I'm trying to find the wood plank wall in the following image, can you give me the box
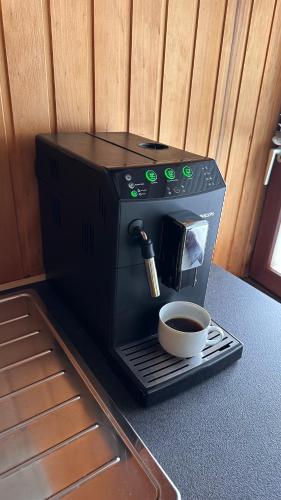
[0,0,280,285]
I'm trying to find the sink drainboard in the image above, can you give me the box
[0,291,180,500]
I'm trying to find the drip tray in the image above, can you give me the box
[0,291,180,500]
[115,324,243,404]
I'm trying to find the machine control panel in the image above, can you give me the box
[114,161,224,200]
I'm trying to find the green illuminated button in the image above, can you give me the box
[183,165,193,178]
[130,190,138,198]
[164,167,176,180]
[145,169,157,183]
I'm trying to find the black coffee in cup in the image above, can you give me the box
[165,317,203,333]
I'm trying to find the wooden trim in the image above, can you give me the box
[0,274,46,293]
[250,157,281,297]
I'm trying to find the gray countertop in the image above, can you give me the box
[35,265,281,500]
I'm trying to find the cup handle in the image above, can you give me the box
[205,325,224,346]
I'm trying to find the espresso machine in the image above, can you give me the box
[36,132,243,405]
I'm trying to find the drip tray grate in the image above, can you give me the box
[116,323,243,390]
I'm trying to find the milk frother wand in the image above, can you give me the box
[128,219,160,298]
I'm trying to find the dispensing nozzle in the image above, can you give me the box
[128,220,160,298]
[139,230,160,298]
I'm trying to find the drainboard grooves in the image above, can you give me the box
[0,395,81,438]
[0,292,179,499]
[0,349,52,373]
[47,457,121,499]
[0,314,29,326]
[0,370,65,402]
[1,424,99,479]
[0,330,40,347]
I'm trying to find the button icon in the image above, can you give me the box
[125,174,132,181]
[183,166,193,178]
[130,190,138,198]
[128,182,134,189]
[164,167,176,180]
[145,169,157,183]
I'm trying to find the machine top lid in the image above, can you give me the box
[37,133,152,169]
[37,132,209,170]
[92,132,207,165]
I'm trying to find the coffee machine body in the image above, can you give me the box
[36,132,243,404]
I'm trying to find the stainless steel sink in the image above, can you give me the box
[0,291,180,499]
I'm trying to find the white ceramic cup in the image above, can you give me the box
[158,301,224,358]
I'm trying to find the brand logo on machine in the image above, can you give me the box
[200,212,214,218]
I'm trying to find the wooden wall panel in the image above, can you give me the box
[185,0,227,155]
[1,0,51,277]
[208,0,252,178]
[0,0,280,284]
[50,0,93,131]
[129,0,167,138]
[159,0,198,148]
[0,90,23,282]
[94,0,131,132]
[214,0,276,268]
[229,1,281,275]
[0,9,23,283]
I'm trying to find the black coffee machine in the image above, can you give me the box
[36,132,243,405]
